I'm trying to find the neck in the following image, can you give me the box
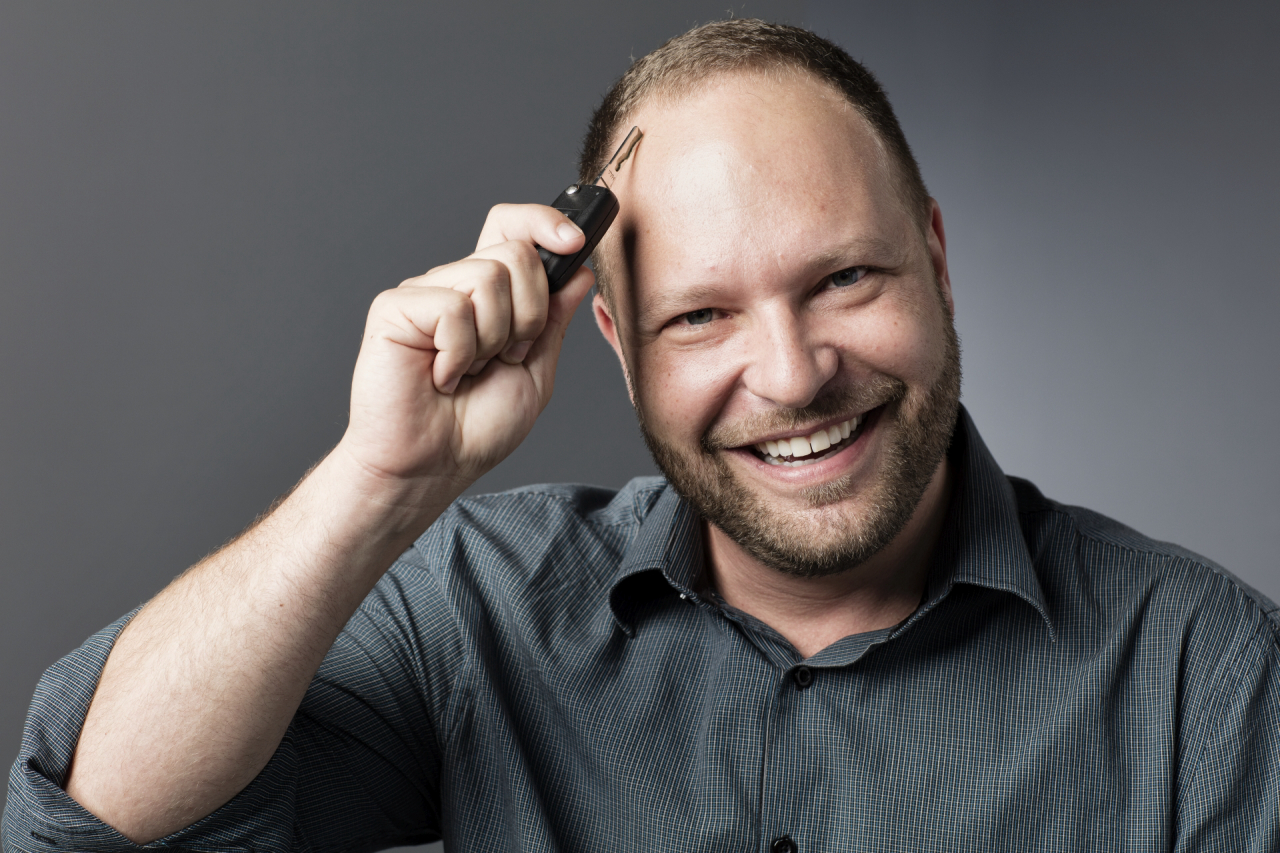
[705,458,951,659]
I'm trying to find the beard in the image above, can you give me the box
[635,302,961,579]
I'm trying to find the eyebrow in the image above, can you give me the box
[635,235,908,322]
[637,284,728,325]
[807,235,906,269]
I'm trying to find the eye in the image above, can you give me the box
[830,266,869,288]
[681,308,715,326]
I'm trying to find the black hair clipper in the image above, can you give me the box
[538,126,642,292]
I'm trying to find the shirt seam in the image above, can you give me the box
[1019,505,1280,634]
[435,570,479,754]
[1174,619,1279,816]
[456,489,650,531]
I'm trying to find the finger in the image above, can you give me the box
[476,203,584,257]
[368,285,478,394]
[430,299,478,393]
[455,257,511,362]
[466,240,549,364]
[403,257,513,362]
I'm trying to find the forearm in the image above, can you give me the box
[57,202,591,844]
[63,443,455,844]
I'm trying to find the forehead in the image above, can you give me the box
[605,70,912,303]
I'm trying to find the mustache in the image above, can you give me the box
[702,375,906,451]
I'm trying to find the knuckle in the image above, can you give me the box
[370,288,399,313]
[465,264,514,308]
[487,243,536,277]
[442,289,475,319]
[508,240,542,269]
[470,257,509,288]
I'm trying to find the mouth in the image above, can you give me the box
[747,407,877,467]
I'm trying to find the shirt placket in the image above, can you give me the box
[758,659,819,853]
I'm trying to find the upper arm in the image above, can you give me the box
[1175,626,1280,852]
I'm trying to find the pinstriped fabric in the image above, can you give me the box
[6,409,1279,852]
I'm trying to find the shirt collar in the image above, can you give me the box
[922,406,1055,639]
[606,485,703,634]
[605,405,1054,639]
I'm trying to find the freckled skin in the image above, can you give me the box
[593,70,959,654]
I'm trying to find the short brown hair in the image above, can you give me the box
[580,19,930,310]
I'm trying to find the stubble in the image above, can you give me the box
[636,304,961,579]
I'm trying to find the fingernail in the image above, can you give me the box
[503,340,533,363]
[557,221,583,243]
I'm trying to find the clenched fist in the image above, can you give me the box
[338,203,596,500]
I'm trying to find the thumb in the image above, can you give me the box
[523,264,596,403]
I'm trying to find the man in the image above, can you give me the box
[6,19,1278,852]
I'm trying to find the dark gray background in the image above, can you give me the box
[2,3,1275,848]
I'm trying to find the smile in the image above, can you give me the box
[750,413,869,467]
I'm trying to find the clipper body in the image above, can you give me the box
[538,185,618,293]
[537,126,642,293]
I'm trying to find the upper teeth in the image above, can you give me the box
[754,415,860,460]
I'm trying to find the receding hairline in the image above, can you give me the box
[591,61,829,159]
[586,62,919,204]
[581,19,933,319]
[600,65,907,204]
[579,21,930,212]
[590,66,929,321]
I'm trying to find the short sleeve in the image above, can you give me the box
[3,551,467,853]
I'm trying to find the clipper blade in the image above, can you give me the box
[594,126,643,189]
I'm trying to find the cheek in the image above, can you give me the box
[833,293,948,382]
[634,346,740,439]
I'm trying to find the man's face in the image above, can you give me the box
[594,70,960,578]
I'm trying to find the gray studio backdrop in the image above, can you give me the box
[2,2,1276,848]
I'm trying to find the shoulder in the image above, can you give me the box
[1008,474,1280,665]
[437,476,668,554]
[349,478,671,686]
[394,476,668,596]
[449,476,668,532]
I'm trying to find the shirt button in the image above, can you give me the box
[793,665,814,690]
[771,835,798,853]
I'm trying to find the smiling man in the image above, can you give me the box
[591,67,962,658]
[7,19,1279,853]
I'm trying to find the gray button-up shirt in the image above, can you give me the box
[6,409,1280,851]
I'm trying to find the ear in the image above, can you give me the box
[925,198,955,317]
[592,293,635,406]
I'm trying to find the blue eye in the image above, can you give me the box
[831,266,868,287]
[682,308,714,325]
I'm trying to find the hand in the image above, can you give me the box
[338,203,595,499]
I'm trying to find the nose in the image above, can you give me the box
[740,308,838,410]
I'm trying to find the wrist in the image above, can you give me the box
[320,438,465,538]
